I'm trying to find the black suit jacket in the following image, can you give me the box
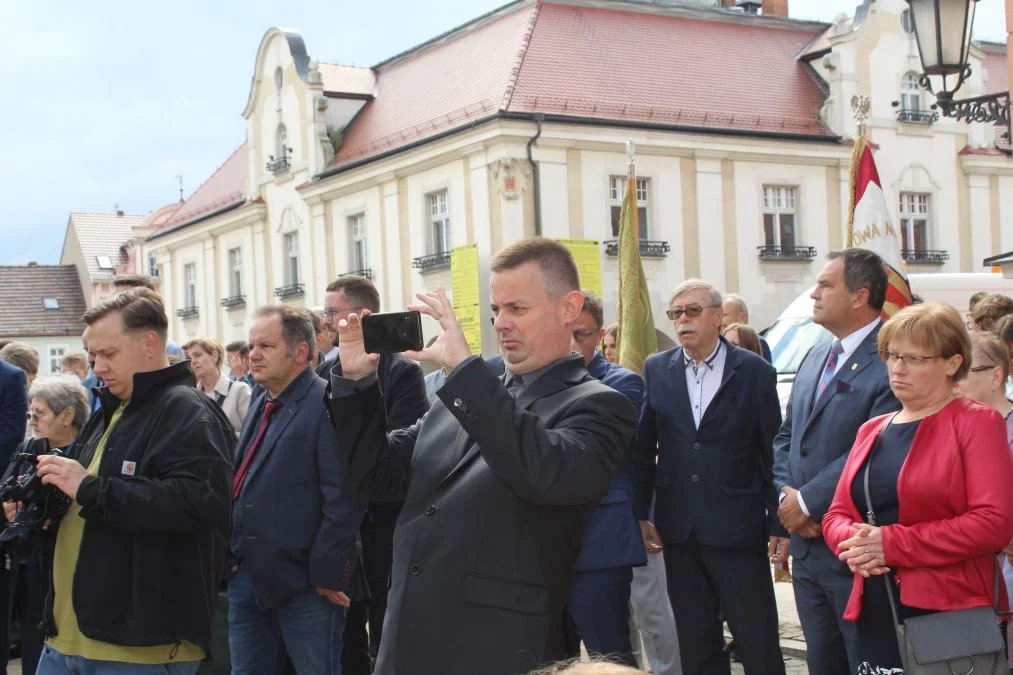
[634,338,783,546]
[328,355,636,675]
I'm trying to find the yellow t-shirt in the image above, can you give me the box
[48,404,205,663]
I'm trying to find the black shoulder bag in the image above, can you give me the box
[863,415,1008,675]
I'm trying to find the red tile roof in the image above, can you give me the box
[981,43,1009,97]
[149,143,249,239]
[0,265,87,338]
[66,212,147,278]
[326,1,831,171]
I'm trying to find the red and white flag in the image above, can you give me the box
[847,137,913,318]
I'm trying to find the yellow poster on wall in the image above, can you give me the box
[558,239,602,297]
[451,244,482,355]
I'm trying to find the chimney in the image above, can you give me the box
[116,209,124,217]
[722,0,736,7]
[762,0,788,16]
[27,261,37,267]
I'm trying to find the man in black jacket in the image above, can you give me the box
[36,288,233,674]
[318,275,428,674]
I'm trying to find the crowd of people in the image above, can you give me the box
[0,241,1012,675]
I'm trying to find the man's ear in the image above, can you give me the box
[560,290,585,323]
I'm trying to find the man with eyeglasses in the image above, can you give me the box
[562,290,648,667]
[634,279,786,674]
[772,248,900,675]
[318,275,428,675]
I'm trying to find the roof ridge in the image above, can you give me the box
[500,1,542,111]
[70,211,146,218]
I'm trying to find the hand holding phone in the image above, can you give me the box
[404,288,474,372]
[362,312,424,355]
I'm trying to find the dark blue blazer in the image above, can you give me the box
[231,367,363,609]
[634,339,783,546]
[576,352,648,571]
[771,323,899,559]
[0,360,27,467]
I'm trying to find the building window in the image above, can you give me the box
[149,254,159,278]
[900,73,923,113]
[184,263,197,308]
[228,247,243,297]
[609,176,648,238]
[349,214,368,271]
[428,190,450,254]
[284,232,300,285]
[42,297,59,310]
[762,186,798,249]
[899,192,930,253]
[277,124,288,160]
[48,346,66,375]
[274,67,283,91]
[96,255,114,271]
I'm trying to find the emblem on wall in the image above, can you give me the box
[491,159,529,201]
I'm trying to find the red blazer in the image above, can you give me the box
[823,397,1013,621]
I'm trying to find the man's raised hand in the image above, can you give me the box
[336,309,380,381]
[404,288,472,372]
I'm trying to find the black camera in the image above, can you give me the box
[0,437,72,564]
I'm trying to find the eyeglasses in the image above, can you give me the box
[879,351,943,366]
[969,364,999,373]
[25,411,46,422]
[666,304,717,321]
[572,330,597,343]
[322,306,363,319]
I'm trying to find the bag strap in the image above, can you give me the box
[863,414,1002,632]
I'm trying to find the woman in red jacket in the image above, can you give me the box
[823,302,1013,673]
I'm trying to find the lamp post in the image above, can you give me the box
[906,0,1012,147]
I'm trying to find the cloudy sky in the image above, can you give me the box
[0,0,1006,265]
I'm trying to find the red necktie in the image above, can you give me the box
[232,400,282,501]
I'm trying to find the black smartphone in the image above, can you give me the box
[362,311,424,354]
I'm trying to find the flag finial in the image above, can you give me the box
[851,94,871,138]
[626,141,636,179]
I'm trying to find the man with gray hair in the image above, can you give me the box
[635,279,785,674]
[721,293,771,362]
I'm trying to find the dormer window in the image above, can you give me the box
[95,255,114,270]
[43,297,59,310]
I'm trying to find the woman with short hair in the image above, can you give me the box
[182,338,251,437]
[823,302,1013,672]
[602,324,619,364]
[722,323,763,358]
[2,375,89,675]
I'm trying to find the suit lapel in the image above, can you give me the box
[698,341,740,428]
[806,328,880,426]
[437,356,585,490]
[667,348,696,431]
[245,370,311,484]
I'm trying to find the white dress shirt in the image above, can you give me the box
[684,340,727,428]
[199,372,252,438]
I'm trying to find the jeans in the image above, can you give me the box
[228,567,347,675]
[37,644,201,674]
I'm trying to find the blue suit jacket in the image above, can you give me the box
[0,361,27,467]
[231,367,364,608]
[576,352,648,571]
[634,339,783,546]
[771,323,899,559]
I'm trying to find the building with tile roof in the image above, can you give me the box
[59,211,150,307]
[145,0,1012,352]
[0,264,87,376]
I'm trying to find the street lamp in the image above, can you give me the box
[906,0,1011,145]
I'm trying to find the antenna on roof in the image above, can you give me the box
[176,173,184,203]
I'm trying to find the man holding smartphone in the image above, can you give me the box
[328,237,637,675]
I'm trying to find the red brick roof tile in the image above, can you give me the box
[0,265,87,338]
[328,1,831,171]
[149,143,249,239]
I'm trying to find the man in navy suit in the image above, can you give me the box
[566,291,647,665]
[773,249,899,674]
[635,279,785,675]
[229,306,364,675]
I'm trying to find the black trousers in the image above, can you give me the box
[11,551,47,675]
[791,542,859,675]
[664,534,785,675]
[341,516,396,675]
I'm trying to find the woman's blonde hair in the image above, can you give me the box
[970,331,1010,382]
[530,658,642,675]
[877,302,970,382]
[181,337,224,369]
[723,323,763,358]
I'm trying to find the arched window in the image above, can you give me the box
[900,73,922,112]
[274,67,283,91]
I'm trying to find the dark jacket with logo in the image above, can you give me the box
[43,362,234,655]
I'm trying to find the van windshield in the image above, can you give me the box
[765,317,832,374]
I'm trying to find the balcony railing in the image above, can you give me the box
[896,109,938,125]
[603,240,671,258]
[758,245,818,262]
[176,306,199,319]
[902,249,949,264]
[411,252,452,271]
[274,283,305,299]
[341,268,374,280]
[220,295,246,309]
[266,155,291,173]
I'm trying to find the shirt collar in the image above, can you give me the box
[837,317,881,355]
[684,340,723,369]
[505,355,569,388]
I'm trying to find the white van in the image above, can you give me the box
[766,272,1013,413]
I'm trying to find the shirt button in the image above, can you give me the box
[693,442,701,450]
[691,474,700,482]
[409,563,422,576]
[425,505,436,516]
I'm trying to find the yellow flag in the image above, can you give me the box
[616,167,657,375]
